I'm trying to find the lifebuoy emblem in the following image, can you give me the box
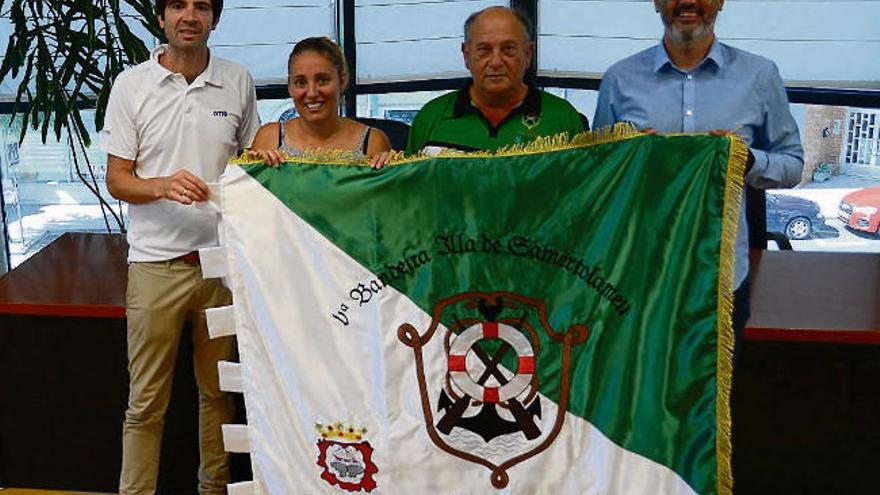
[447,321,535,403]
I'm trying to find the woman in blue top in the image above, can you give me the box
[250,37,391,168]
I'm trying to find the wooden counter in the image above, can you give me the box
[746,250,880,344]
[0,232,127,317]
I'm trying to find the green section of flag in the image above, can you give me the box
[242,134,732,494]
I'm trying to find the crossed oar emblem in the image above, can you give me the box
[437,321,540,440]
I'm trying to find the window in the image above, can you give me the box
[767,104,880,252]
[538,0,880,89]
[0,112,126,267]
[354,0,506,84]
[356,91,451,123]
[543,88,599,127]
[212,1,337,84]
[1,0,879,269]
[845,110,880,166]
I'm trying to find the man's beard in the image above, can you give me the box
[664,17,716,45]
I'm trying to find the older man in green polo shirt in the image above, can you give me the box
[405,6,585,155]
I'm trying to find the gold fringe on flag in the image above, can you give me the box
[716,133,749,495]
[228,148,407,167]
[228,122,643,167]
[403,121,642,162]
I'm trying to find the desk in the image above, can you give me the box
[0,233,206,493]
[0,232,127,317]
[736,250,880,493]
[747,250,880,343]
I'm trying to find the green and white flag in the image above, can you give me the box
[211,129,744,495]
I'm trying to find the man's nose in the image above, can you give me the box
[181,4,198,21]
[488,48,504,66]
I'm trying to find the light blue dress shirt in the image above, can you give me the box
[593,39,804,290]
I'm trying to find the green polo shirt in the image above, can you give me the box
[405,83,586,155]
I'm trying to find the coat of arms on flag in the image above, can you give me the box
[205,127,745,494]
[399,291,588,489]
[315,421,378,492]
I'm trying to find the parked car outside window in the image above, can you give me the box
[839,186,880,237]
[766,192,837,241]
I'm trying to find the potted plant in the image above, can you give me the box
[812,162,833,183]
[0,0,163,232]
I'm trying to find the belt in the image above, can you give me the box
[171,251,201,265]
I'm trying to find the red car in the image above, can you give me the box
[839,186,880,236]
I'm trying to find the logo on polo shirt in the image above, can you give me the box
[213,110,229,117]
[522,113,540,129]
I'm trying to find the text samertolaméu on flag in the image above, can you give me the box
[215,130,745,495]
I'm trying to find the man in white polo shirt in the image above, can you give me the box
[101,0,260,493]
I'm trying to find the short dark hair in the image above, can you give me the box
[463,6,533,44]
[288,37,349,90]
[155,0,224,21]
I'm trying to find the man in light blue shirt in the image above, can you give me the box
[593,0,804,337]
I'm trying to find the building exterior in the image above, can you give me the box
[803,105,848,182]
[845,109,880,169]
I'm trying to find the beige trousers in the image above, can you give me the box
[120,261,235,495]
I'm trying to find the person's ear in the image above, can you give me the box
[524,42,535,70]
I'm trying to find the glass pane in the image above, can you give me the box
[0,200,7,274]
[1,113,126,268]
[212,1,336,84]
[355,0,507,84]
[356,91,453,124]
[543,88,599,128]
[772,105,880,252]
[539,0,655,78]
[257,98,297,125]
[538,0,880,89]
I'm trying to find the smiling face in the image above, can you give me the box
[159,0,218,50]
[655,0,723,45]
[288,50,345,123]
[462,7,533,104]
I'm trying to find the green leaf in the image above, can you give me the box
[2,0,161,147]
[70,104,91,148]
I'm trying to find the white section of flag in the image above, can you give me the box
[218,360,244,393]
[207,305,237,338]
[222,424,251,453]
[218,165,697,495]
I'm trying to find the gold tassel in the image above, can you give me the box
[716,133,748,495]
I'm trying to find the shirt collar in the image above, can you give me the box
[653,37,725,73]
[453,80,542,120]
[148,44,222,87]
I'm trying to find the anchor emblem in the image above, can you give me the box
[398,291,589,489]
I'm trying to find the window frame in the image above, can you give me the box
[2,0,880,268]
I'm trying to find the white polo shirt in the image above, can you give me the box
[101,45,260,262]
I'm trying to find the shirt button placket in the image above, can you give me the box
[683,72,696,133]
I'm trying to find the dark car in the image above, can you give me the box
[766,192,837,240]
